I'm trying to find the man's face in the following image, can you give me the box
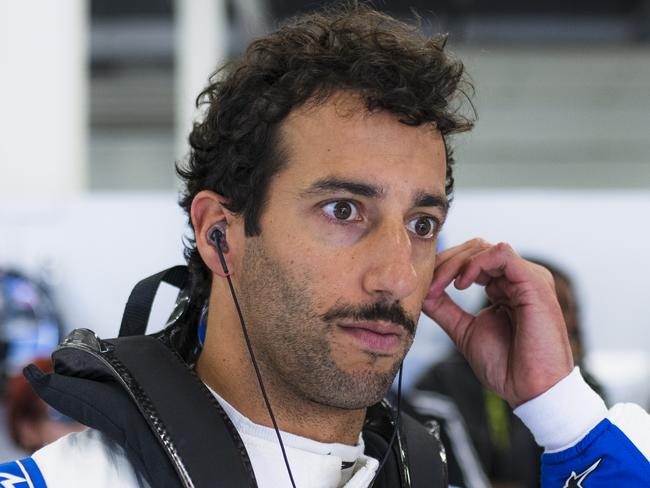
[235,94,448,409]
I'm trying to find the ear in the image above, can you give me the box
[191,190,241,278]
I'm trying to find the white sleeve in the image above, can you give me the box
[606,402,650,461]
[513,366,650,461]
[32,428,150,487]
[513,367,608,452]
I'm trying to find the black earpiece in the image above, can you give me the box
[207,225,230,275]
[207,225,228,252]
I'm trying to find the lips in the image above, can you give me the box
[337,321,404,353]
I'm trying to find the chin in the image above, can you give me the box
[304,365,400,410]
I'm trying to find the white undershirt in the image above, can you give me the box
[207,386,380,488]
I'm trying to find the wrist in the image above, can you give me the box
[513,367,607,452]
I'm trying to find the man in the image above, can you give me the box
[1,4,648,487]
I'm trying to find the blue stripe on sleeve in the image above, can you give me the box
[20,457,47,488]
[0,457,47,488]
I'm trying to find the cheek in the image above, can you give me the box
[273,237,350,299]
[308,213,367,249]
[309,250,353,299]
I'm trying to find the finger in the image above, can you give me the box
[454,242,530,290]
[473,271,492,287]
[484,278,513,307]
[485,278,507,302]
[433,247,496,294]
[430,239,494,296]
[428,246,482,296]
[422,291,474,351]
[455,270,493,289]
[435,237,492,266]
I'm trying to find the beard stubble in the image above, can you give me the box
[236,237,411,410]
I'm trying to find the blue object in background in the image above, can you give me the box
[0,270,64,379]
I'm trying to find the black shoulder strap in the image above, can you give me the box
[107,335,258,487]
[114,266,257,486]
[119,265,188,337]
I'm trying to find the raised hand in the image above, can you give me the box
[422,239,574,407]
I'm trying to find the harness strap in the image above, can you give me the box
[107,335,257,487]
[119,265,188,337]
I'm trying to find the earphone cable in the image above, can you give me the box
[224,274,298,488]
[369,364,403,487]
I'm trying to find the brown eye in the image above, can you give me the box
[332,201,353,220]
[322,200,360,223]
[409,216,436,238]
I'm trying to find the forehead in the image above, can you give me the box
[274,94,447,199]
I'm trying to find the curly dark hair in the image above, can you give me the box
[175,2,475,346]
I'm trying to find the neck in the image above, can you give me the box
[196,280,366,446]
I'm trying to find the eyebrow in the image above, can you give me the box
[301,177,383,198]
[413,191,449,213]
[301,176,449,212]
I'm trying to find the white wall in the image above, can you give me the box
[0,194,187,338]
[0,190,648,404]
[0,0,87,194]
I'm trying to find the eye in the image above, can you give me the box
[407,216,437,239]
[321,200,360,222]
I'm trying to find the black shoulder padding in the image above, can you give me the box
[24,364,176,486]
[26,334,257,488]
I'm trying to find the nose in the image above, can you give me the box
[361,222,418,301]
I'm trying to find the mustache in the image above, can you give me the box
[321,301,416,335]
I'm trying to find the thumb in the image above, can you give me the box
[422,291,474,351]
